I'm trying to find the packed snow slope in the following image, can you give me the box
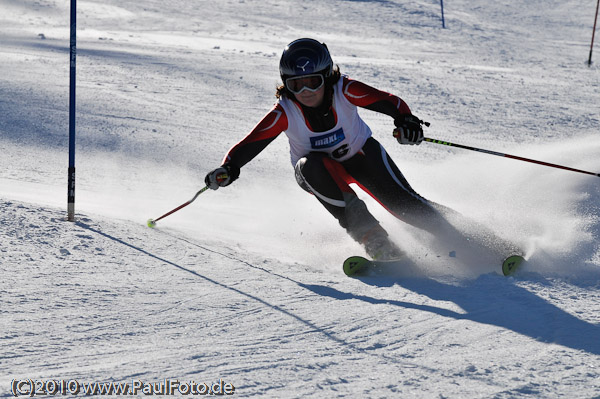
[1,0,600,397]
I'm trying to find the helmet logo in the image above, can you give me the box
[297,60,310,72]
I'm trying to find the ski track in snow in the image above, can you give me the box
[1,0,600,397]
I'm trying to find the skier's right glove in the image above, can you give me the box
[205,163,240,190]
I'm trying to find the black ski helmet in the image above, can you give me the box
[279,38,333,84]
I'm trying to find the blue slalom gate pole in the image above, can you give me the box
[440,0,446,28]
[67,0,76,221]
[589,0,600,66]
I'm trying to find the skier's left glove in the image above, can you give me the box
[393,114,426,145]
[205,163,240,190]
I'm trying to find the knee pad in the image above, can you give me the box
[294,157,313,193]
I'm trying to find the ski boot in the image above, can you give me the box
[361,225,404,261]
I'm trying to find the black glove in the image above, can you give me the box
[205,163,240,190]
[393,114,426,145]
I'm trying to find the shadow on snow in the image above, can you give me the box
[301,274,600,356]
[78,221,600,358]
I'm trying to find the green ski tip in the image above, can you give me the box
[502,255,525,276]
[343,256,371,276]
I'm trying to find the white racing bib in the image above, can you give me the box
[279,78,372,165]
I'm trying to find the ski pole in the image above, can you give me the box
[424,137,600,178]
[147,186,210,228]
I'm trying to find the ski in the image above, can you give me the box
[343,254,526,277]
[502,255,525,276]
[342,255,403,276]
[343,256,371,276]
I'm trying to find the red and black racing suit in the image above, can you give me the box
[222,76,440,242]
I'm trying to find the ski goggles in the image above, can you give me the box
[285,74,325,94]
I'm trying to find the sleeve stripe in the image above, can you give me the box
[222,105,287,167]
[343,80,369,99]
[259,108,283,132]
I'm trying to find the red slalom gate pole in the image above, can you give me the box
[424,138,600,178]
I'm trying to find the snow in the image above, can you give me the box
[1,0,600,397]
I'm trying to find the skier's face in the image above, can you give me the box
[295,84,325,108]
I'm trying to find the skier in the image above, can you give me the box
[204,38,496,261]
